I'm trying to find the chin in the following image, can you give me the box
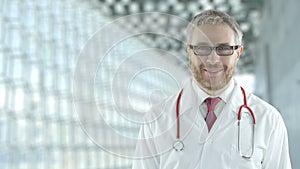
[191,63,235,92]
[194,72,234,92]
[200,79,227,91]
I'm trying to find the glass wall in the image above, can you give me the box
[1,0,257,168]
[0,0,135,168]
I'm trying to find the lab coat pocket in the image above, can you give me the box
[231,145,263,169]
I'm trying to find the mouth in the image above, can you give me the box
[203,68,223,74]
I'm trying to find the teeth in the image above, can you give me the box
[207,70,221,72]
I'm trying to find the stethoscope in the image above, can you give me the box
[172,86,256,159]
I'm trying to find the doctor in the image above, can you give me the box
[132,10,291,169]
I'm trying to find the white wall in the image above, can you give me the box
[255,0,300,168]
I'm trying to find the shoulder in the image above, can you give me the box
[247,92,286,130]
[248,93,279,115]
[143,92,178,122]
[143,79,194,121]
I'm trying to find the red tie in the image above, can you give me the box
[205,97,221,131]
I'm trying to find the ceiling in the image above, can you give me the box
[94,0,264,73]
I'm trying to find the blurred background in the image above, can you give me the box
[0,0,299,168]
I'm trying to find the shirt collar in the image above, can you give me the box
[191,78,235,104]
[219,79,234,103]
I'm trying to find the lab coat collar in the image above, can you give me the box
[178,79,199,115]
[179,78,245,117]
[219,80,234,103]
[226,79,245,117]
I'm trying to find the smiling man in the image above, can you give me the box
[132,10,291,169]
[187,22,242,95]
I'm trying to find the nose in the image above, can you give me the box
[206,50,220,65]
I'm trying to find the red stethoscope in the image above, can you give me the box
[172,86,256,159]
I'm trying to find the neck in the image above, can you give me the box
[197,79,232,96]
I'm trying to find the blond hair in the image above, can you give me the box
[186,10,243,44]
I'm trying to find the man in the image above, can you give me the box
[132,10,291,169]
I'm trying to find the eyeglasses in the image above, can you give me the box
[189,44,240,56]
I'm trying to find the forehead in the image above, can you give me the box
[190,24,236,45]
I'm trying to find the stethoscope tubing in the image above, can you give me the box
[173,86,256,157]
[175,89,184,139]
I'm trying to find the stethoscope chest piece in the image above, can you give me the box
[173,140,184,151]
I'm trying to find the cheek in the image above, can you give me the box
[222,57,238,67]
[190,55,207,66]
[189,55,200,66]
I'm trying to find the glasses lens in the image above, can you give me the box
[194,46,211,56]
[191,45,238,56]
[216,45,233,56]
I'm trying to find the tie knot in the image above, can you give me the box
[205,97,221,112]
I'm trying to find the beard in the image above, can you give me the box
[190,61,236,91]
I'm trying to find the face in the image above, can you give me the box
[187,24,243,94]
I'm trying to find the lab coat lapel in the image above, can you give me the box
[176,79,246,141]
[179,80,209,141]
[179,79,198,116]
[227,81,245,118]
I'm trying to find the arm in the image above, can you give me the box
[262,115,292,169]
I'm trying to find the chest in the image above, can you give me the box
[154,104,265,169]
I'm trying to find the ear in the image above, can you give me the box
[186,44,192,59]
[236,45,243,59]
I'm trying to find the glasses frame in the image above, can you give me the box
[189,44,240,56]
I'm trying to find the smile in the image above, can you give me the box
[204,68,223,74]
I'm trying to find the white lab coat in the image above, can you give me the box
[132,79,291,169]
